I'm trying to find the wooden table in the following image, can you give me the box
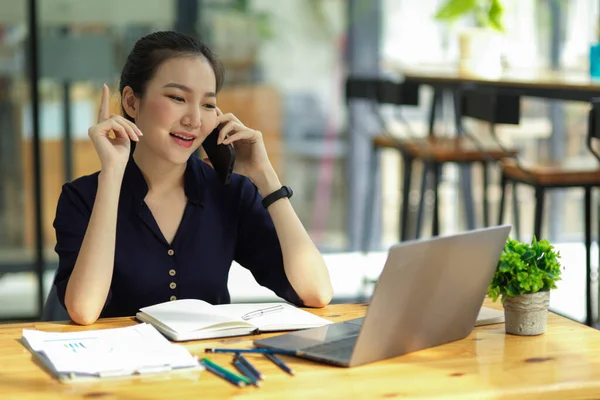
[400,65,600,101]
[2,299,600,399]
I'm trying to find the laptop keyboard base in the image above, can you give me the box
[301,335,358,361]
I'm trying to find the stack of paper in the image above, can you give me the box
[22,323,200,381]
[475,307,505,326]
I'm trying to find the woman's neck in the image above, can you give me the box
[133,148,186,195]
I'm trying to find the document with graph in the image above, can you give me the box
[21,323,200,381]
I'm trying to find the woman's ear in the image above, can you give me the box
[121,86,139,120]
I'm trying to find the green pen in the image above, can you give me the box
[202,357,252,386]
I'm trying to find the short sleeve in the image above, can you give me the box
[233,178,304,306]
[52,179,112,310]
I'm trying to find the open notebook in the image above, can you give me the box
[136,299,333,341]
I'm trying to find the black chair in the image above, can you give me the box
[407,88,520,240]
[354,78,520,252]
[345,76,420,252]
[498,97,600,327]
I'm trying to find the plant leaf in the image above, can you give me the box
[434,0,479,21]
[487,236,563,298]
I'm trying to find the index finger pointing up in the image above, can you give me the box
[97,84,110,123]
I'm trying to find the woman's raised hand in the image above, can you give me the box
[88,84,143,174]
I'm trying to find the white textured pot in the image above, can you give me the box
[458,28,503,77]
[503,291,550,336]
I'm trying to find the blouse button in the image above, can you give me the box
[169,269,176,276]
[167,249,175,256]
[170,296,177,301]
[170,282,177,289]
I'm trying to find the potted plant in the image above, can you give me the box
[434,0,506,76]
[488,237,562,336]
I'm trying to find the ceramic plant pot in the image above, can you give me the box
[503,291,550,336]
[457,28,503,77]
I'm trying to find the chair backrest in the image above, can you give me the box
[587,98,600,163]
[41,284,70,322]
[460,87,521,126]
[375,79,420,106]
[345,76,421,137]
[345,76,378,102]
[345,76,420,106]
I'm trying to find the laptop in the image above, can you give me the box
[254,225,511,367]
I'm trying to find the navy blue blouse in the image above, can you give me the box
[52,155,303,318]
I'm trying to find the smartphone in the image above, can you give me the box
[202,124,236,185]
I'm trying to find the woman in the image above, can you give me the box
[53,31,333,325]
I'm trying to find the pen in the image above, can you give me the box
[242,304,284,320]
[235,353,264,381]
[264,353,295,376]
[201,358,250,387]
[205,348,297,356]
[232,357,261,387]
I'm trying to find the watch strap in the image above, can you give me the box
[262,186,293,209]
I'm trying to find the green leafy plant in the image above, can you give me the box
[434,0,506,32]
[488,237,562,302]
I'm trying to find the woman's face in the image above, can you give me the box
[133,56,218,165]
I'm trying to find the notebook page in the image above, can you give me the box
[139,299,255,334]
[215,303,333,330]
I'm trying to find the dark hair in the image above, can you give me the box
[119,31,224,123]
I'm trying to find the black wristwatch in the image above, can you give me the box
[262,186,293,209]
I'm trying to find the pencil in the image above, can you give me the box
[232,358,261,387]
[264,353,295,376]
[205,348,297,356]
[201,358,250,387]
[235,353,264,380]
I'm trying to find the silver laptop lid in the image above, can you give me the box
[349,225,511,367]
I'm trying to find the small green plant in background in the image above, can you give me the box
[434,0,506,32]
[488,237,563,302]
